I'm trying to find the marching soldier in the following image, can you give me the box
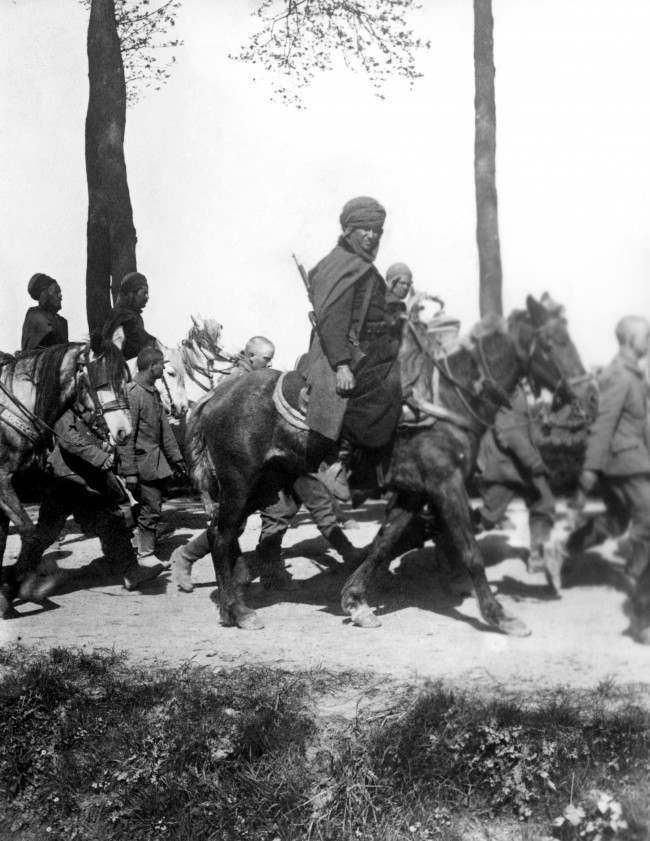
[566,315,650,589]
[121,347,187,561]
[21,273,68,351]
[476,384,556,574]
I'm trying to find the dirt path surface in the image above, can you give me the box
[2,495,649,700]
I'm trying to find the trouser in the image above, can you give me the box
[137,480,166,532]
[479,475,555,546]
[11,480,136,590]
[259,473,339,544]
[571,474,650,549]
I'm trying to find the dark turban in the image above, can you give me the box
[120,271,148,295]
[28,273,57,301]
[385,262,413,290]
[339,196,386,231]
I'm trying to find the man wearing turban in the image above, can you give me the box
[298,196,402,458]
[102,271,157,361]
[20,273,69,352]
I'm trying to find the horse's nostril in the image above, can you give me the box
[116,429,127,444]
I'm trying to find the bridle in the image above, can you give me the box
[510,316,595,416]
[0,344,126,447]
[180,330,237,393]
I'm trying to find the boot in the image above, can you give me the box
[622,538,650,586]
[327,526,367,568]
[529,517,552,574]
[137,527,169,569]
[257,533,293,590]
[171,530,211,593]
[123,560,164,591]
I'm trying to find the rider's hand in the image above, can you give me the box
[125,475,139,493]
[579,469,598,493]
[335,364,355,395]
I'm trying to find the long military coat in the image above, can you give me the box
[121,380,182,482]
[584,352,650,476]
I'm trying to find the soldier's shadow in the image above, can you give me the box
[19,556,171,599]
[560,550,630,593]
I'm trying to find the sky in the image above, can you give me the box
[2,0,650,370]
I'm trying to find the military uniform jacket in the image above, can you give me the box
[21,306,68,352]
[48,409,124,503]
[478,386,546,483]
[584,352,650,476]
[121,379,182,482]
[102,305,156,361]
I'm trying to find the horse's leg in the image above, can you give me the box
[0,511,12,618]
[210,473,264,631]
[340,492,421,628]
[428,472,530,637]
[0,471,34,534]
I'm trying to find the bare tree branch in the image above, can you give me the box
[232,0,428,108]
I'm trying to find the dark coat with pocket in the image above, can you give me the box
[121,379,183,482]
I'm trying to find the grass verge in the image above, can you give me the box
[0,645,648,840]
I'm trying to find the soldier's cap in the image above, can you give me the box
[340,196,386,232]
[28,273,57,300]
[120,271,148,295]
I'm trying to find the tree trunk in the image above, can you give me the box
[85,0,137,334]
[474,0,502,317]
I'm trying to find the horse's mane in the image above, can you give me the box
[17,344,76,419]
[91,341,129,392]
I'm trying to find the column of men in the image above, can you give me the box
[10,196,650,606]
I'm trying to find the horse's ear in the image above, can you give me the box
[89,332,105,356]
[191,314,199,328]
[526,295,548,327]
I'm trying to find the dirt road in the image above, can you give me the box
[2,495,649,699]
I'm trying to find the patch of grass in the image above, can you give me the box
[0,646,648,841]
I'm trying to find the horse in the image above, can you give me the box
[0,337,132,577]
[117,316,236,421]
[188,294,596,636]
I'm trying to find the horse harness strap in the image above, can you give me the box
[404,321,487,434]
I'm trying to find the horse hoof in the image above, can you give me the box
[237,611,265,631]
[350,606,382,629]
[496,615,531,637]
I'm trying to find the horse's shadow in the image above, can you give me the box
[560,550,630,593]
[242,535,548,633]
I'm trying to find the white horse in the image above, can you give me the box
[109,317,237,420]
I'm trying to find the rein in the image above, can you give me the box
[0,347,125,447]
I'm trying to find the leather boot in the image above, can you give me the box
[257,533,293,590]
[123,560,163,591]
[327,526,367,567]
[171,530,211,593]
[137,527,168,569]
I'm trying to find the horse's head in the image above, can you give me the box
[158,344,189,420]
[179,315,237,397]
[76,336,133,444]
[509,294,598,422]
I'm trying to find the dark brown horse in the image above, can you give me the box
[0,338,132,582]
[188,296,593,634]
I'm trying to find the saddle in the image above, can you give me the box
[273,371,310,430]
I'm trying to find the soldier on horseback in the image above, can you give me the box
[21,273,68,352]
[102,272,157,362]
[297,196,402,473]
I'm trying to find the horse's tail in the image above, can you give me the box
[185,395,220,507]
